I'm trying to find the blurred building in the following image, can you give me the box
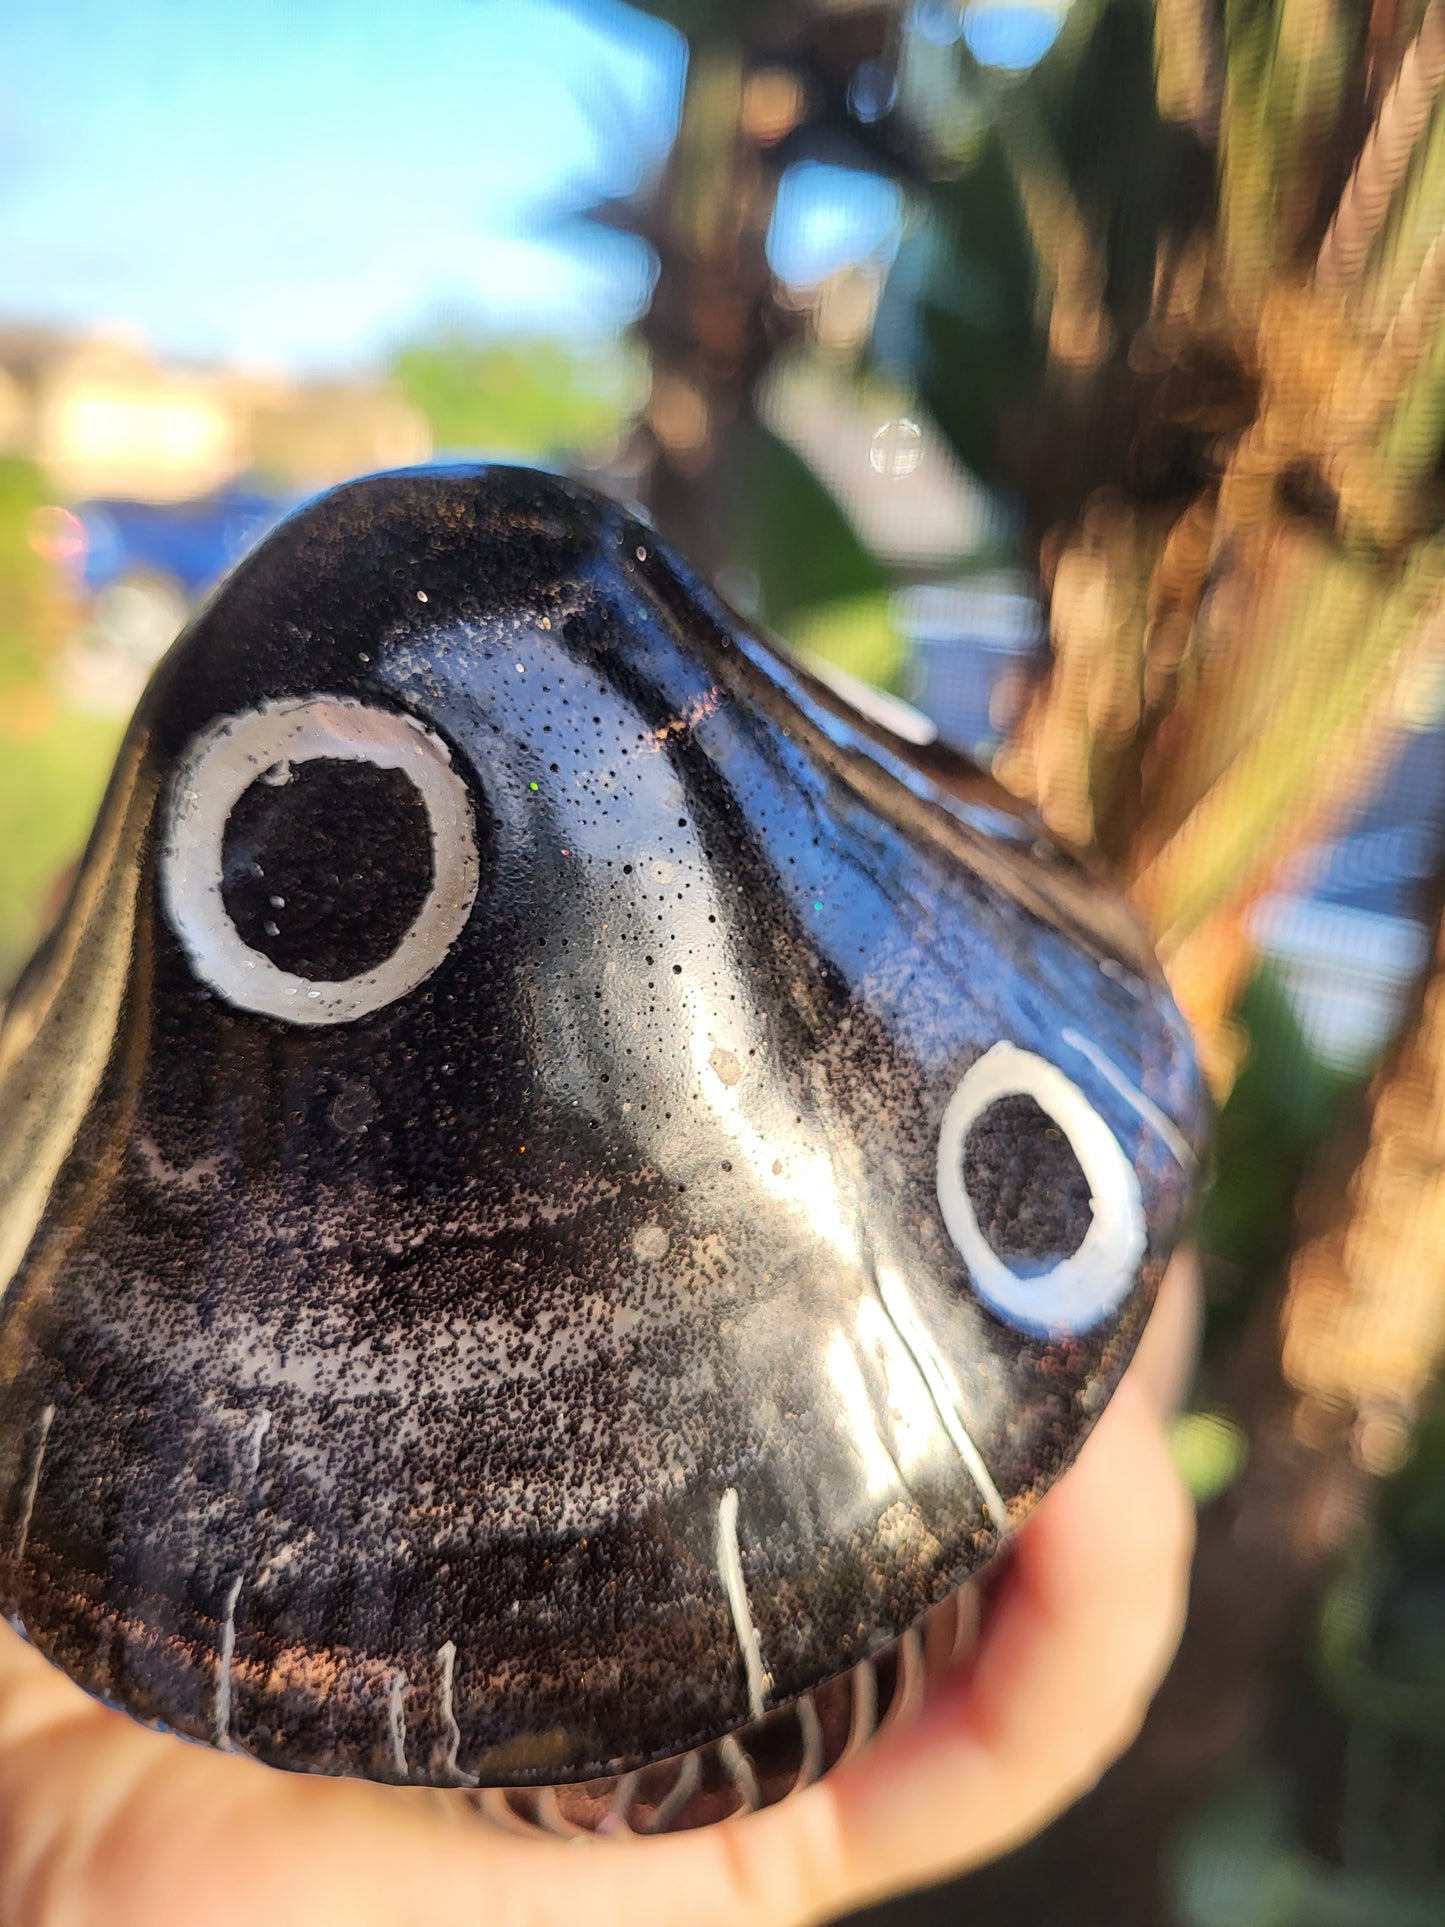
[0,328,430,501]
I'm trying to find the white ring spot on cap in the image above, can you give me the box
[935,1041,1146,1337]
[160,696,479,1025]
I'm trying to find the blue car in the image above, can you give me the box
[74,486,293,601]
[57,487,294,715]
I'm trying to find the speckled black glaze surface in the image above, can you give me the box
[0,464,1204,1818]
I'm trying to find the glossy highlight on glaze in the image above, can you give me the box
[0,464,1205,1830]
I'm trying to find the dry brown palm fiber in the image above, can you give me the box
[1132,552,1445,956]
[1154,0,1223,143]
[1315,0,1445,292]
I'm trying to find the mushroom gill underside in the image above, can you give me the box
[456,1576,988,1838]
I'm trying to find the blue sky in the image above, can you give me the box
[0,0,687,370]
[0,1,1066,374]
[767,162,903,288]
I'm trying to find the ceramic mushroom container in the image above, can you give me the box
[0,464,1204,1833]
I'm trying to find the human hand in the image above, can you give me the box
[0,1256,1197,1927]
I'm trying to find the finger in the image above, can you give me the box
[0,1624,529,1927]
[1128,1247,1202,1417]
[707,1362,1195,1924]
[0,1618,799,1927]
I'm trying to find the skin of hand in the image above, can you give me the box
[0,1255,1198,1927]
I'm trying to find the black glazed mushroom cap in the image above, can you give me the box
[0,464,1205,1834]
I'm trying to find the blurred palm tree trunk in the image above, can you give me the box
[631,40,785,576]
[626,4,904,576]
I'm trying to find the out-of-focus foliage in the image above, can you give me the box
[0,459,63,686]
[0,458,118,978]
[1171,1407,1249,1506]
[737,424,890,625]
[1197,967,1349,1320]
[392,335,646,458]
[1165,1393,1445,1926]
[898,132,1043,487]
[0,713,123,980]
[785,590,906,692]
